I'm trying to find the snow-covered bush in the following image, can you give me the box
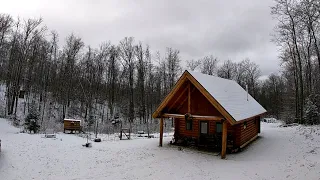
[24,106,40,133]
[304,94,320,125]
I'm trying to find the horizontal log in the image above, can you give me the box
[240,135,258,149]
[162,113,223,121]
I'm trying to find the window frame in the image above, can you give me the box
[200,121,209,134]
[186,120,193,130]
[216,122,222,133]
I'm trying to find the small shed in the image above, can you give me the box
[152,70,267,159]
[63,119,82,133]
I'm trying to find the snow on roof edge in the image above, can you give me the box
[64,119,82,122]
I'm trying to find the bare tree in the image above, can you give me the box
[166,47,181,89]
[200,55,218,75]
[135,42,147,124]
[186,59,201,71]
[119,37,135,135]
[217,60,237,79]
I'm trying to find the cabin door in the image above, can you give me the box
[199,121,209,145]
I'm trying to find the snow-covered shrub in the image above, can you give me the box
[304,94,320,125]
[24,105,40,133]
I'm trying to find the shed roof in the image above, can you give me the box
[188,71,266,121]
[64,119,81,122]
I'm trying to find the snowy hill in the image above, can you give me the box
[0,118,320,180]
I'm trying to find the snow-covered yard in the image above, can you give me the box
[0,118,320,180]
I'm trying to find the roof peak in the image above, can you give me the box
[185,70,236,83]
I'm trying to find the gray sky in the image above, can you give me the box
[0,0,280,77]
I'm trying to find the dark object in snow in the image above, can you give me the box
[120,128,131,140]
[45,134,56,138]
[19,90,26,98]
[82,142,92,147]
[45,129,56,138]
[263,118,277,123]
[148,135,155,138]
[94,138,101,142]
[0,139,1,152]
[170,137,176,145]
[281,123,299,127]
[137,131,145,137]
[137,131,154,138]
[111,119,120,125]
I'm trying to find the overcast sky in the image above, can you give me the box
[0,0,280,77]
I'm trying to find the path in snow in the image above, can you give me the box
[0,118,319,180]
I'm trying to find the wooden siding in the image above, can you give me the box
[64,120,81,130]
[240,118,259,146]
[174,117,260,148]
[233,124,242,147]
[175,118,233,139]
[175,118,200,138]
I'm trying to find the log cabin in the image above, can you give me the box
[152,70,267,159]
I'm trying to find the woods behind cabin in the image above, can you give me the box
[0,0,319,132]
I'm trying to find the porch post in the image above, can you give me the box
[221,119,227,159]
[159,117,164,147]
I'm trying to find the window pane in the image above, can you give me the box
[186,120,192,130]
[200,122,208,134]
[216,122,222,133]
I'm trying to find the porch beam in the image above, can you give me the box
[162,113,223,121]
[159,117,164,147]
[221,119,227,159]
[188,82,191,113]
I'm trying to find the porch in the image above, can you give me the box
[158,113,230,159]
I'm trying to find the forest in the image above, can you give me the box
[0,0,319,134]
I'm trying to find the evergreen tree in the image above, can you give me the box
[304,95,320,125]
[24,106,40,133]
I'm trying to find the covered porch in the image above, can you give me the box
[158,114,229,159]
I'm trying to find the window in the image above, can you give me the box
[186,120,192,130]
[200,121,208,134]
[216,122,222,133]
[244,122,247,129]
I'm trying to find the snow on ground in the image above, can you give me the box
[0,119,320,180]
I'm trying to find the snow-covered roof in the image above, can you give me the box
[64,119,81,122]
[188,71,266,121]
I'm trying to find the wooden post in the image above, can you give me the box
[188,83,191,113]
[221,119,227,159]
[159,117,164,147]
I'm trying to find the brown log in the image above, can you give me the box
[188,82,191,113]
[162,113,222,121]
[221,120,227,159]
[159,117,164,147]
